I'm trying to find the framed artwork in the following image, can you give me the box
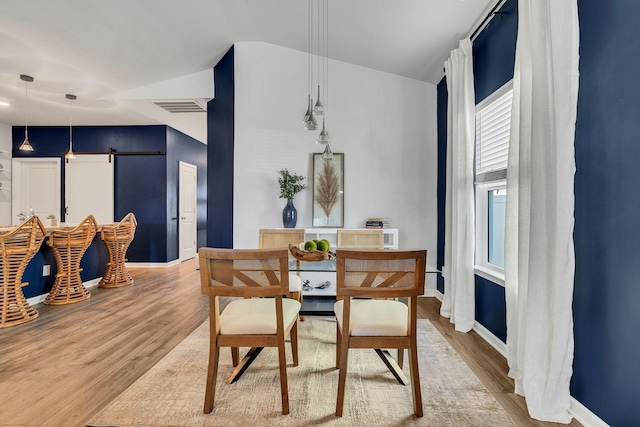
[312,153,344,227]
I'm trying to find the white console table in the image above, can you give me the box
[303,228,398,250]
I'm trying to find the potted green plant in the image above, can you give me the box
[277,169,306,228]
[46,214,58,227]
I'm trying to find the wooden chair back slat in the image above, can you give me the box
[258,229,305,250]
[337,229,384,249]
[336,249,426,298]
[199,247,289,298]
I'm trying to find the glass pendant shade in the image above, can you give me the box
[19,133,34,151]
[19,74,34,151]
[317,118,330,144]
[304,99,318,131]
[65,94,77,161]
[302,94,312,125]
[65,148,76,160]
[313,85,324,115]
[321,142,333,160]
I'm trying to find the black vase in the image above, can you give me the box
[282,199,297,228]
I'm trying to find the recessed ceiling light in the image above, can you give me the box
[0,101,10,107]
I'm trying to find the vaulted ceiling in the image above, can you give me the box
[0,0,495,142]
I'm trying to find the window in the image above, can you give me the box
[475,81,512,283]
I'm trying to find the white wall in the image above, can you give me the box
[0,124,11,224]
[233,42,438,286]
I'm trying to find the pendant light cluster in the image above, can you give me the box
[16,74,79,161]
[65,94,77,162]
[302,0,333,160]
[19,74,34,151]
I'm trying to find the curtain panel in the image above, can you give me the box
[441,38,475,333]
[505,0,579,422]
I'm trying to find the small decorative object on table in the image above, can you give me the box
[277,169,307,228]
[288,244,336,261]
[46,214,58,227]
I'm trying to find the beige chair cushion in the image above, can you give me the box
[220,298,301,335]
[289,274,302,292]
[334,299,408,337]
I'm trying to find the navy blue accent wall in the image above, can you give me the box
[207,46,234,248]
[436,80,447,294]
[166,126,208,259]
[475,276,507,342]
[438,0,640,423]
[472,0,518,104]
[13,125,168,262]
[572,0,640,424]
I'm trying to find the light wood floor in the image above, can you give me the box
[0,259,582,427]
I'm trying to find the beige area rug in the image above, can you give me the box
[88,317,515,427]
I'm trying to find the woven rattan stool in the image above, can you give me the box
[99,213,137,288]
[45,215,99,305]
[0,216,47,328]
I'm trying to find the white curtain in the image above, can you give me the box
[505,0,579,423]
[441,38,475,333]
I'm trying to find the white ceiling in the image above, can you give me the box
[0,0,495,142]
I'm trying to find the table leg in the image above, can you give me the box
[226,347,263,384]
[375,349,409,385]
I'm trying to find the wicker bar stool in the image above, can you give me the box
[45,215,99,305]
[99,213,137,288]
[0,216,47,328]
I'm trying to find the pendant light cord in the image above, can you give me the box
[325,0,329,121]
[308,0,312,97]
[24,80,29,138]
[69,97,73,151]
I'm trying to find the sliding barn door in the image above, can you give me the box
[65,155,114,224]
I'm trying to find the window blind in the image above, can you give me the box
[475,88,513,181]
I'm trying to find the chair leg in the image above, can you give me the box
[277,339,290,415]
[397,348,404,369]
[408,342,423,417]
[231,347,239,367]
[290,320,299,367]
[203,345,220,414]
[335,322,341,368]
[335,332,350,417]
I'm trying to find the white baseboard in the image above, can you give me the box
[473,321,507,358]
[422,288,442,299]
[27,278,102,306]
[26,293,48,306]
[427,292,607,427]
[570,398,610,427]
[125,260,180,268]
[470,318,608,427]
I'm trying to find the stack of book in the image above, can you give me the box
[365,217,389,229]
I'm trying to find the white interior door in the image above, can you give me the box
[12,158,61,225]
[65,155,114,224]
[179,161,197,261]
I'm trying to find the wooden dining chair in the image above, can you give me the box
[336,229,384,249]
[334,248,426,417]
[198,247,301,415]
[0,216,47,328]
[45,215,99,305]
[258,228,305,303]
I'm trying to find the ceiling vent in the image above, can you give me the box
[153,100,206,113]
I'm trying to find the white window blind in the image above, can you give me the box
[475,88,513,181]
